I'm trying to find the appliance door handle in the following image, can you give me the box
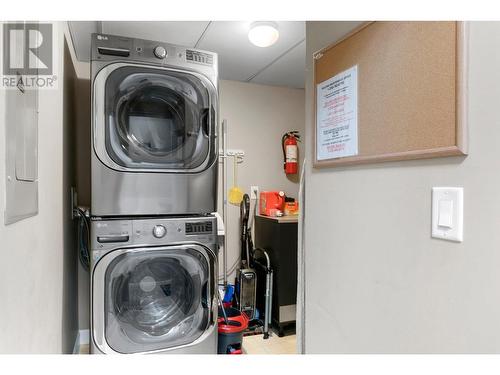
[97,235,130,243]
[201,106,216,138]
[97,47,130,57]
[201,280,216,325]
[201,281,209,310]
[201,108,210,137]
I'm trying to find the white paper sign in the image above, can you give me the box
[316,65,358,160]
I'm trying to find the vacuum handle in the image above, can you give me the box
[242,272,255,280]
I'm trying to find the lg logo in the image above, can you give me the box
[3,23,52,75]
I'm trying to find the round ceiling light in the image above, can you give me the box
[248,22,280,48]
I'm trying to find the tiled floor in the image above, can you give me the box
[243,334,296,354]
[79,334,297,355]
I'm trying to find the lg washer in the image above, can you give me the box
[91,34,219,216]
[90,215,218,354]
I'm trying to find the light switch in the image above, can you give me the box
[432,187,463,242]
[438,200,453,228]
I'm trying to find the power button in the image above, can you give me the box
[153,46,167,59]
[152,225,167,238]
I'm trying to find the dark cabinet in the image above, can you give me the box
[254,214,298,336]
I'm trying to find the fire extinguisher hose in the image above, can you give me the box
[281,133,288,170]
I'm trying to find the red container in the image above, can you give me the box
[259,191,285,216]
[218,308,249,354]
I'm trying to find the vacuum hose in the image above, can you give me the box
[240,194,251,266]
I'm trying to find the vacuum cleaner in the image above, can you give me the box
[236,194,257,319]
[236,193,273,338]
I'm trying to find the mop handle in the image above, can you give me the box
[218,291,229,325]
[233,155,238,185]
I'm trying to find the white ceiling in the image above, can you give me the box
[68,21,306,88]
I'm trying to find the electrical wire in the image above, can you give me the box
[218,256,241,282]
[76,207,90,271]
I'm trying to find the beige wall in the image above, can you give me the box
[218,80,305,282]
[0,23,79,353]
[304,21,500,353]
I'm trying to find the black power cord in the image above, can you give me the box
[76,207,90,271]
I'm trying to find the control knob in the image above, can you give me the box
[152,225,167,238]
[153,46,167,59]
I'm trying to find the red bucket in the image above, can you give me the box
[217,308,249,354]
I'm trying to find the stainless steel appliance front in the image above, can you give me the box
[91,34,218,216]
[90,215,218,354]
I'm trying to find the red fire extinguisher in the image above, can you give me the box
[282,131,300,175]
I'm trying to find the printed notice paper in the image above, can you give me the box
[316,65,358,160]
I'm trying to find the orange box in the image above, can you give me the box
[284,201,299,216]
[259,191,285,216]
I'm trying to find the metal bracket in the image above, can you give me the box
[71,187,90,220]
[219,149,245,158]
[71,187,79,220]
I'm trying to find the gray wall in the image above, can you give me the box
[0,23,79,353]
[61,35,80,354]
[73,78,91,331]
[304,21,500,353]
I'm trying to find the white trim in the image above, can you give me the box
[72,329,90,354]
[296,159,306,354]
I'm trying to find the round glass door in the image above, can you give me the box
[104,247,211,354]
[104,66,215,170]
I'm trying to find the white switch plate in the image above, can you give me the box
[432,187,464,242]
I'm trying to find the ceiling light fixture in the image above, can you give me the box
[248,21,280,48]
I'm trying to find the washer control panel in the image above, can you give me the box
[185,221,213,235]
[91,216,217,251]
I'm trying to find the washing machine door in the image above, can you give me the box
[93,63,217,172]
[92,244,216,354]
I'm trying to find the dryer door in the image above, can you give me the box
[92,244,216,354]
[93,63,217,172]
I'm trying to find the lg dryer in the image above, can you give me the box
[90,215,218,354]
[91,34,218,216]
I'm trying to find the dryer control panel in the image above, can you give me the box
[91,33,218,70]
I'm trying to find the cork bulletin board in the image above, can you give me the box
[313,22,468,168]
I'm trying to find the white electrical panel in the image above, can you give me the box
[15,87,38,181]
[431,187,464,242]
[4,23,39,224]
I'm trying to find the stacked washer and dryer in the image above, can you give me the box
[89,33,220,354]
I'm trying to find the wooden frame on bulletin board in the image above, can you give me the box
[313,21,468,168]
